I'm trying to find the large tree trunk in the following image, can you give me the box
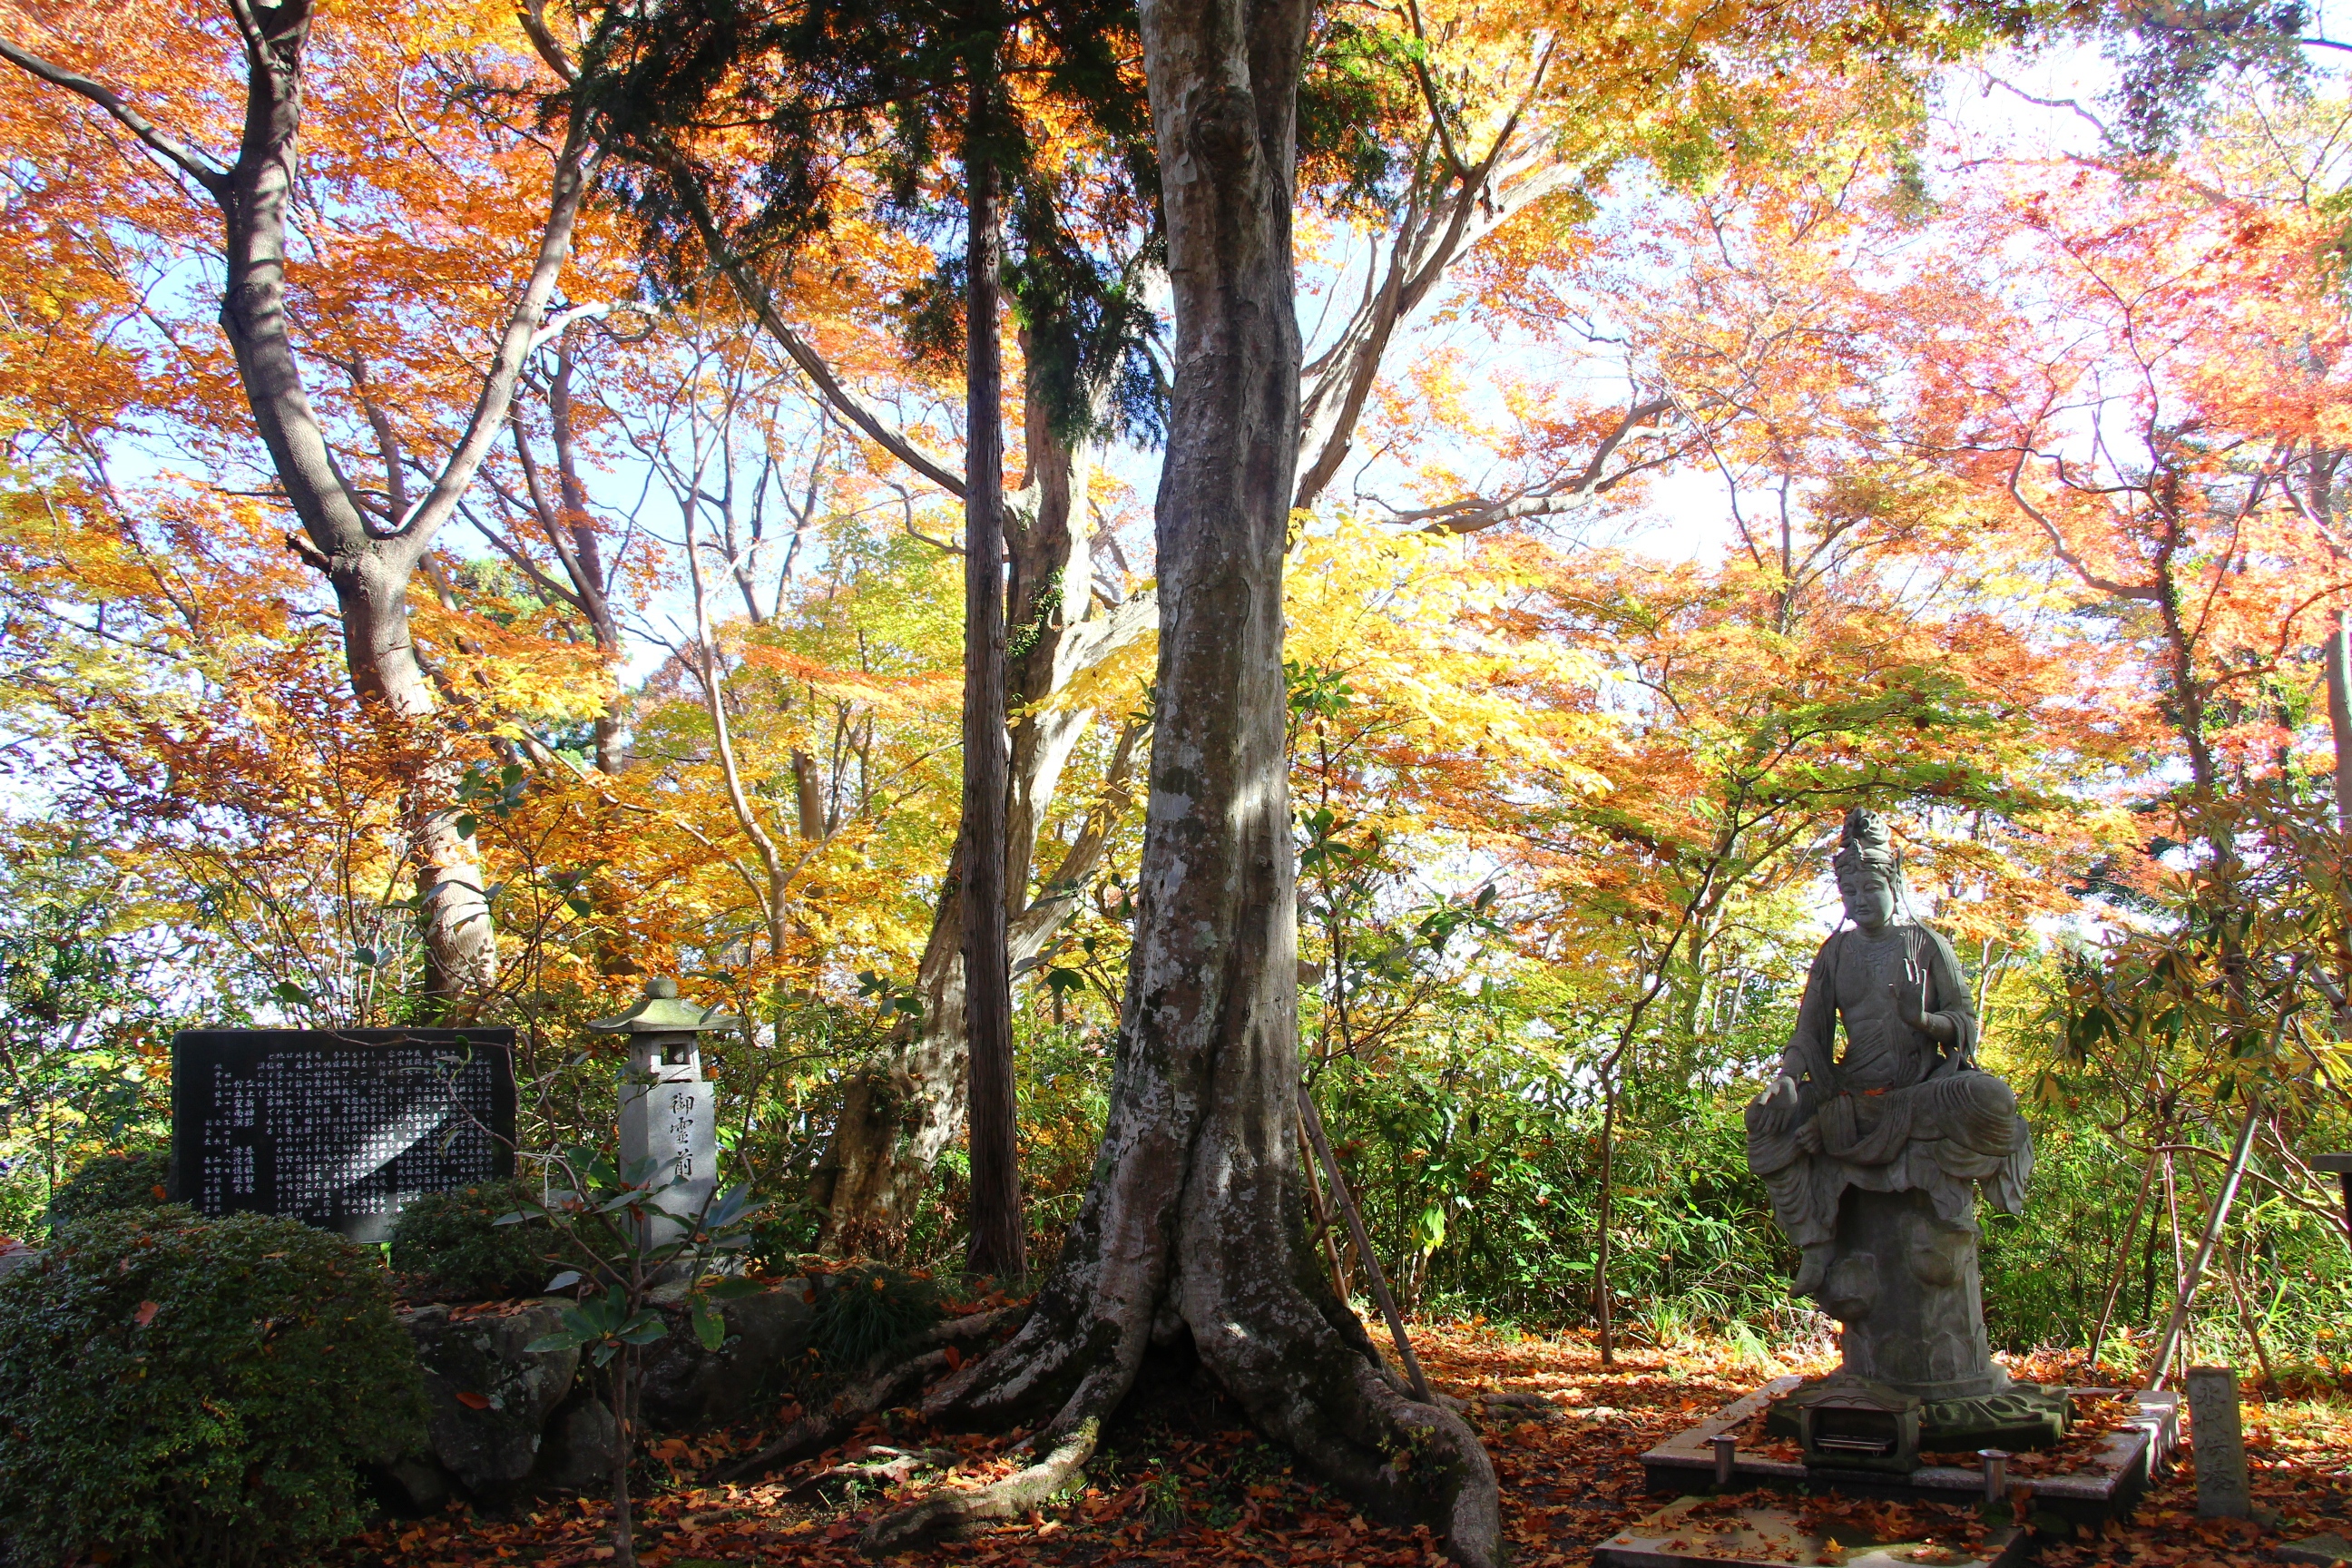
[861,5,1500,1560]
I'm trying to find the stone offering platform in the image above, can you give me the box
[1593,1494,2024,1568]
[1638,1377,2180,1530]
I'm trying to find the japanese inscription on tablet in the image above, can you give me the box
[169,1029,516,1244]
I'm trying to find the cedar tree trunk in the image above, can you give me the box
[810,356,1152,1259]
[961,45,1025,1280]
[862,3,1501,1560]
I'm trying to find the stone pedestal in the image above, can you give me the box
[1824,1187,2000,1395]
[1642,1378,2180,1532]
[1594,1496,2025,1568]
[1772,1188,2071,1466]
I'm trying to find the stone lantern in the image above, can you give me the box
[589,977,740,1221]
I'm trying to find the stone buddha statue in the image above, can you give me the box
[1746,808,2063,1463]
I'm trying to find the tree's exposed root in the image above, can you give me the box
[1477,1389,1561,1421]
[718,1307,1020,1483]
[857,1416,1101,1555]
[789,1446,958,1501]
[1286,1353,1500,1568]
[862,1293,1501,1566]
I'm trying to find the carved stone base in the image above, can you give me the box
[1821,1185,2007,1396]
[1641,1377,2180,1530]
[1914,1383,2073,1455]
[1763,1371,2073,1474]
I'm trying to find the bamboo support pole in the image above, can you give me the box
[2147,1097,2264,1390]
[1297,1083,1434,1404]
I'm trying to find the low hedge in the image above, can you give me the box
[0,1206,425,1566]
[43,1148,173,1230]
[387,1177,555,1301]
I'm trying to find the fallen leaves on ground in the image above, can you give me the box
[324,1326,2352,1567]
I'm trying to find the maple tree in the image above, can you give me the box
[9,11,2352,1564]
[0,0,614,1004]
[1910,103,2352,1382]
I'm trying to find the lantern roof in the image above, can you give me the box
[586,977,741,1035]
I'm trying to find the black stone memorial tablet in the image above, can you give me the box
[169,1029,516,1244]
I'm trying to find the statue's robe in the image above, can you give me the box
[1745,922,2032,1252]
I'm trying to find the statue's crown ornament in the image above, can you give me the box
[1833,807,1900,881]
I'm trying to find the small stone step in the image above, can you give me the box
[1593,1496,2026,1568]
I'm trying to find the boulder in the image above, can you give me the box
[400,1301,581,1497]
[636,1279,815,1431]
[381,1279,818,1514]
[532,1379,623,1492]
[372,1455,456,1515]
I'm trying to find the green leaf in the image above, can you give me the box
[616,1311,668,1346]
[691,1298,725,1351]
[524,1328,590,1354]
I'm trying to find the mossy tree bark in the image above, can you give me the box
[862,3,1499,1561]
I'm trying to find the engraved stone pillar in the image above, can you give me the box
[588,980,740,1240]
[2185,1365,2252,1519]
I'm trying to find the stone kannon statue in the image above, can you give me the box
[1746,808,2066,1464]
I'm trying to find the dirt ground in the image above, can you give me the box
[328,1325,2352,1568]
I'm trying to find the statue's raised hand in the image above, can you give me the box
[1887,951,1955,1044]
[1757,1073,1799,1111]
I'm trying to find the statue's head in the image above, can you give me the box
[1832,808,1905,934]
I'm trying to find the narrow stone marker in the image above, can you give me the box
[2184,1365,2251,1519]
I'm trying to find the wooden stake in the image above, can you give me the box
[2088,1142,2162,1376]
[2221,1257,2276,1389]
[1298,1107,1352,1304]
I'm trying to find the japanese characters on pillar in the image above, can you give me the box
[588,979,740,1234]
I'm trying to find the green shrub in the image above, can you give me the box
[809,1264,945,1372]
[387,1177,555,1301]
[43,1148,172,1230]
[0,1206,426,1566]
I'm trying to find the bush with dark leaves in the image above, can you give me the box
[0,1206,424,1566]
[43,1148,172,1231]
[387,1177,555,1301]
